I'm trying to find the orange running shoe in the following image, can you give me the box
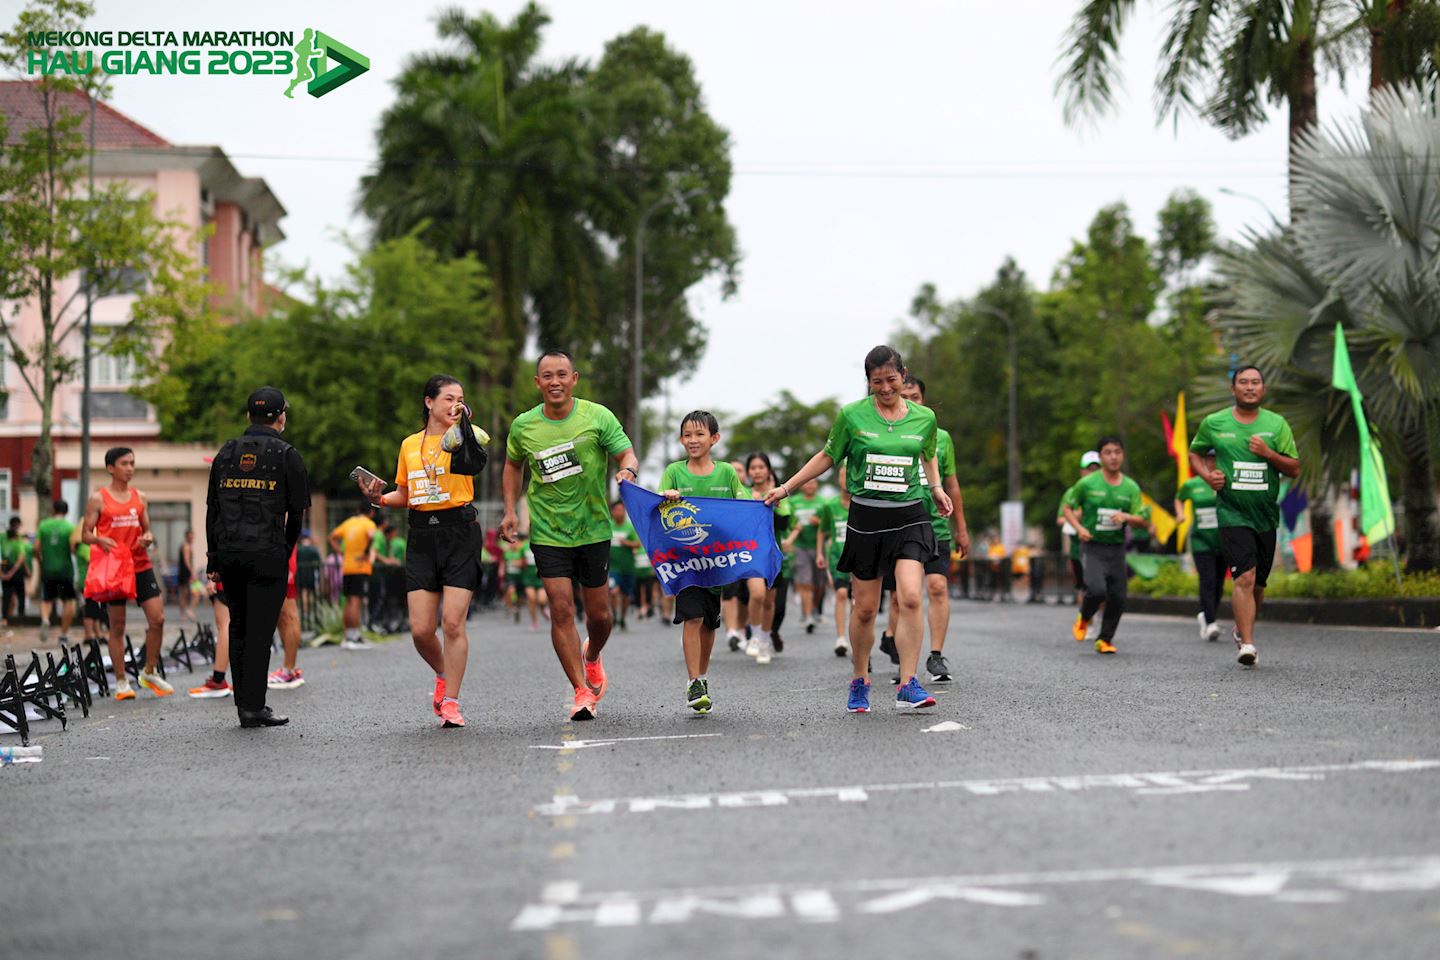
[114,680,136,701]
[1095,639,1117,654]
[138,669,174,697]
[581,638,607,700]
[1071,615,1091,643]
[433,676,446,716]
[570,687,599,721]
[438,699,465,728]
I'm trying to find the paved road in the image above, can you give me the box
[5,600,1439,960]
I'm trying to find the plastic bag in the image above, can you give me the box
[84,545,136,603]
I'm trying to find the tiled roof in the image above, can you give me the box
[0,80,170,149]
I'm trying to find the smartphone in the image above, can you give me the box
[349,466,385,488]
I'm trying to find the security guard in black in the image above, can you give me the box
[206,386,310,727]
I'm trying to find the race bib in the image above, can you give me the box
[406,467,452,506]
[535,441,583,484]
[1231,460,1269,492]
[1096,508,1121,532]
[863,453,914,494]
[1196,506,1218,530]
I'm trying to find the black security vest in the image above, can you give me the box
[213,431,291,557]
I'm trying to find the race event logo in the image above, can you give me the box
[657,498,711,547]
[239,453,256,472]
[25,28,369,99]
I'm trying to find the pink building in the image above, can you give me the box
[0,81,286,573]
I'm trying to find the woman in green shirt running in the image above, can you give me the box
[769,345,953,714]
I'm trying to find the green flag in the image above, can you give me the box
[1332,324,1396,544]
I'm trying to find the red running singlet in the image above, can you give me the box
[97,487,152,573]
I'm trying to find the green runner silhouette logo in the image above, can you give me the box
[284,28,368,99]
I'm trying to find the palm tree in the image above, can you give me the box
[1208,85,1440,570]
[1056,1,1437,209]
[359,3,606,405]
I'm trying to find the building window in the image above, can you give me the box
[89,341,136,388]
[0,468,11,517]
[0,343,8,420]
[90,391,149,420]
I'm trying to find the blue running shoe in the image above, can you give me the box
[847,677,871,713]
[894,677,937,710]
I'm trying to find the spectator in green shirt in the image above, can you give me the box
[1,517,27,632]
[36,499,78,643]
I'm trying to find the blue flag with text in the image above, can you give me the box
[619,481,781,596]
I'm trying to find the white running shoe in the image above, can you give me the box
[834,635,850,657]
[1206,622,1221,642]
[1085,618,1101,641]
[1237,643,1258,666]
[342,637,374,650]
[755,635,773,665]
[1196,612,1208,642]
[744,635,760,657]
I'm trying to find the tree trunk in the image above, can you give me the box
[1287,36,1320,222]
[1370,1,1410,92]
[1401,447,1440,572]
[34,406,53,503]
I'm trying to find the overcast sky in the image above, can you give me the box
[92,0,1369,434]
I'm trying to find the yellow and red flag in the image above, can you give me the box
[1168,392,1194,549]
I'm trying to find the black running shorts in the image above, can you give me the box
[406,507,482,593]
[42,577,77,602]
[673,585,722,629]
[342,574,369,598]
[841,500,937,583]
[532,541,610,590]
[110,568,161,608]
[1220,526,1278,589]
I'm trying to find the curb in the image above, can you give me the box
[1125,596,1440,629]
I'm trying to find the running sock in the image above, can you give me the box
[345,628,360,642]
[211,670,225,685]
[441,696,459,705]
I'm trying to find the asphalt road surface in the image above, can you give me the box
[5,599,1439,960]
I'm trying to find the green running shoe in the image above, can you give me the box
[686,678,712,714]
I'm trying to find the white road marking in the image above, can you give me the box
[532,759,1440,816]
[510,855,1440,930]
[530,733,723,751]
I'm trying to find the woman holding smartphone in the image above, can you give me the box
[356,375,485,729]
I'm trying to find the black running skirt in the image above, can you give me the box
[837,499,937,583]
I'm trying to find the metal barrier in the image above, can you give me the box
[951,552,1081,606]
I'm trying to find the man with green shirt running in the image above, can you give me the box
[36,499,78,645]
[1189,366,1300,667]
[1063,436,1148,654]
[1176,448,1225,642]
[502,349,639,721]
[788,480,827,633]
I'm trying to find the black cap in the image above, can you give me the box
[247,386,287,421]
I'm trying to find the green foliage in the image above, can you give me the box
[1128,565,1440,599]
[141,235,502,495]
[1207,86,1440,570]
[358,5,739,461]
[897,194,1220,544]
[0,0,211,499]
[306,600,395,645]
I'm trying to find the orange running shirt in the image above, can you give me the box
[394,430,474,511]
[332,515,377,575]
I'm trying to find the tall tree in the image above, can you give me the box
[142,235,502,493]
[359,5,739,463]
[1208,85,1440,569]
[0,0,204,501]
